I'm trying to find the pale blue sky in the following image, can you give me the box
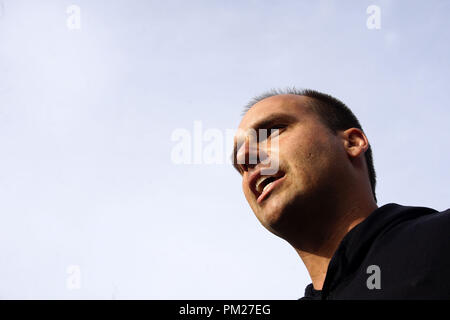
[0,0,449,299]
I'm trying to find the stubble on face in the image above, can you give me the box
[236,95,348,241]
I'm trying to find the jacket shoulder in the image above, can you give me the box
[371,205,450,261]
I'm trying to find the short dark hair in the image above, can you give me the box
[244,88,377,203]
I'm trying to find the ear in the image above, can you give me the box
[340,128,369,159]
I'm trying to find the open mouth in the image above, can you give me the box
[256,175,280,194]
[250,171,286,204]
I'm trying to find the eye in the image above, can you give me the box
[258,125,286,142]
[269,124,286,132]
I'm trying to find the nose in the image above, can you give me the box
[236,136,257,172]
[236,135,269,172]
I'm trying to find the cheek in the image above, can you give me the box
[279,134,315,167]
[280,132,333,181]
[242,179,253,202]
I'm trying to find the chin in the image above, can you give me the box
[257,196,287,230]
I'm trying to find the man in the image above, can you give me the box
[232,88,450,299]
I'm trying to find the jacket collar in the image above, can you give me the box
[320,203,437,298]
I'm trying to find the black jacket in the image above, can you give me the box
[301,203,450,300]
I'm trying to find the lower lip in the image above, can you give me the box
[256,175,286,204]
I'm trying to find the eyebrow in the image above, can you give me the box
[231,113,297,173]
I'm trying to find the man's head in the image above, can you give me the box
[233,88,376,244]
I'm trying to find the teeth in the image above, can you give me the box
[256,176,270,193]
[256,176,276,193]
[262,181,273,192]
[254,173,284,196]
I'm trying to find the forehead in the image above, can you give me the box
[238,94,315,131]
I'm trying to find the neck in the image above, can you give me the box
[293,200,378,290]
